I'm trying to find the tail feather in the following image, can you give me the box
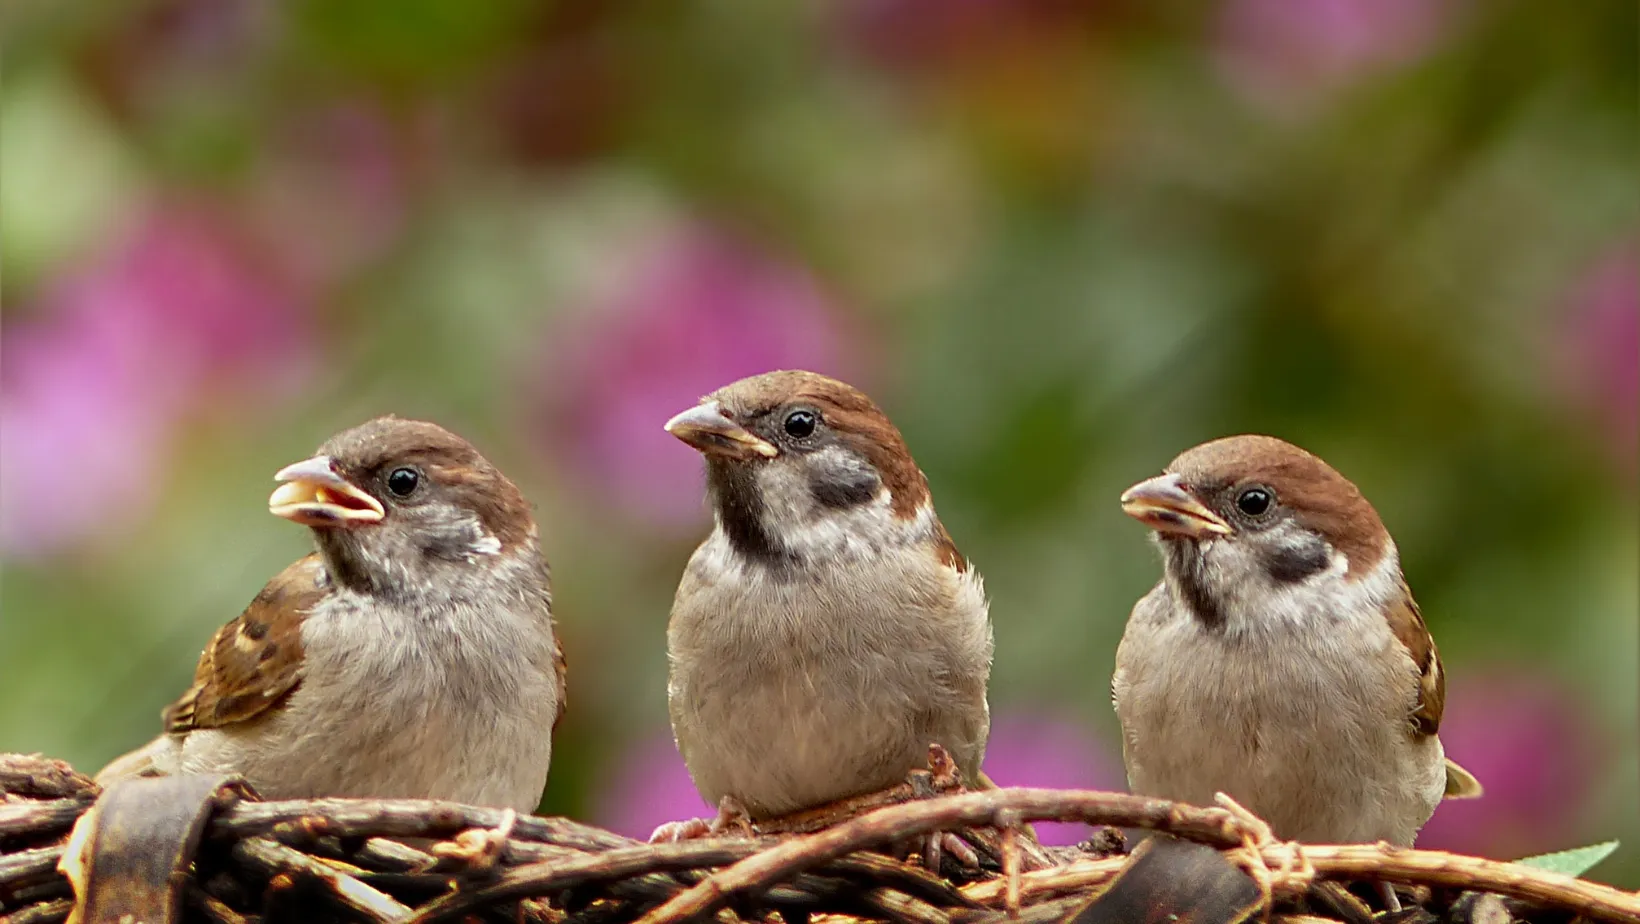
[1443,758,1483,799]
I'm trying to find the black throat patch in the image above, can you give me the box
[313,529,391,599]
[1166,539,1224,629]
[707,461,799,570]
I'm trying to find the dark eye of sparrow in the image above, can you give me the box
[386,467,421,497]
[1236,487,1273,517]
[783,410,818,439]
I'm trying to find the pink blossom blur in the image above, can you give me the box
[1,206,311,558]
[533,226,857,528]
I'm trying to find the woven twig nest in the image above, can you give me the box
[1,753,1634,924]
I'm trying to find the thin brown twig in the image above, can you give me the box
[217,798,640,852]
[997,812,1020,917]
[823,852,976,910]
[407,839,774,924]
[864,887,952,924]
[961,855,1128,906]
[0,756,96,802]
[187,886,253,924]
[0,801,90,843]
[2,896,73,924]
[358,836,438,871]
[232,836,412,922]
[0,846,60,889]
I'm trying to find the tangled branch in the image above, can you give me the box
[2,753,1634,924]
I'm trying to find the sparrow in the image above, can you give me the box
[661,370,993,826]
[97,416,564,812]
[1112,435,1482,849]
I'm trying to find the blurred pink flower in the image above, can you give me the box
[1215,0,1460,111]
[1558,245,1638,473]
[591,710,1121,845]
[1,206,312,559]
[591,729,712,840]
[1417,671,1605,859]
[533,226,858,527]
[980,709,1127,846]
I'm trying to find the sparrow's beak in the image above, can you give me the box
[664,402,779,461]
[1121,472,1232,539]
[268,455,386,527]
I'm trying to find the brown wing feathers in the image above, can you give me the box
[163,556,320,733]
[1384,585,1444,738]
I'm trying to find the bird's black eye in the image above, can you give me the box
[386,467,420,497]
[783,410,818,439]
[1236,487,1273,517]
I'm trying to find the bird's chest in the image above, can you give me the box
[1117,605,1427,841]
[675,572,940,727]
[276,595,557,808]
[668,555,974,816]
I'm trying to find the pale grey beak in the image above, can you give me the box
[269,455,385,527]
[664,402,779,461]
[1121,472,1232,539]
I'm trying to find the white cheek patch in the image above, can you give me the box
[1207,530,1394,638]
[470,534,502,557]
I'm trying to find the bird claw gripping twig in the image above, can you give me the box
[431,807,517,875]
[649,796,754,843]
[903,744,984,873]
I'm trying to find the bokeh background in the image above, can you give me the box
[3,0,1635,883]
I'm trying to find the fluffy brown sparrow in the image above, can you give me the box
[661,370,993,827]
[97,416,564,812]
[1112,435,1481,848]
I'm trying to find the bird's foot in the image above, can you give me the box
[648,795,755,843]
[919,830,982,871]
[430,808,516,876]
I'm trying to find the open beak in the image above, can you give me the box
[268,455,385,528]
[1120,472,1232,539]
[664,402,778,461]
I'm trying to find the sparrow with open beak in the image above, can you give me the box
[1112,435,1481,850]
[658,371,993,833]
[98,417,564,812]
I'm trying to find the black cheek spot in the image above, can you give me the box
[258,642,279,662]
[1263,541,1331,583]
[809,468,880,509]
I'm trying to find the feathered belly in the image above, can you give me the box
[674,666,940,818]
[1119,625,1443,844]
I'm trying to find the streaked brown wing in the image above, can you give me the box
[162,555,322,733]
[1383,581,1444,738]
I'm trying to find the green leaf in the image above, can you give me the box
[1512,841,1620,877]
